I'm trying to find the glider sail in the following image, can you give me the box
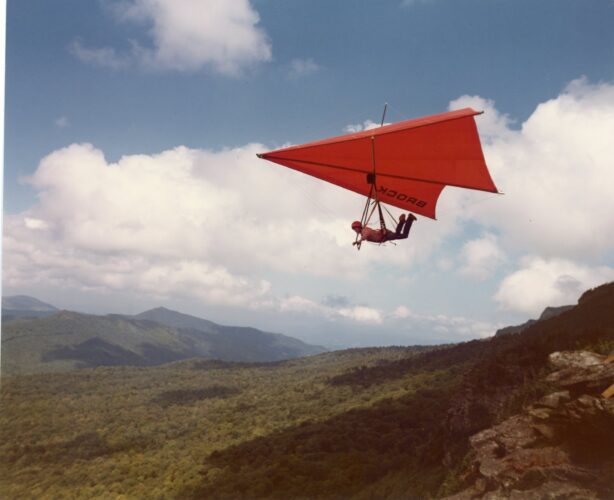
[257,108,498,219]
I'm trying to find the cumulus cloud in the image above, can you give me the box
[277,297,493,338]
[71,0,271,75]
[69,39,132,70]
[392,305,412,318]
[344,120,387,133]
[427,315,494,340]
[459,233,507,280]
[449,95,516,143]
[389,309,496,340]
[24,217,48,230]
[442,78,614,315]
[449,78,614,260]
[494,257,614,315]
[5,137,470,335]
[7,77,614,342]
[4,142,390,313]
[338,306,383,324]
[287,58,319,79]
[4,215,274,307]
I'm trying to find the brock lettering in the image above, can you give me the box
[378,186,427,208]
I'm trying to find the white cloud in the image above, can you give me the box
[69,39,132,70]
[279,295,322,314]
[448,95,515,143]
[392,305,412,318]
[441,78,614,317]
[7,77,614,343]
[278,296,384,325]
[344,120,386,133]
[428,316,494,340]
[4,142,387,312]
[24,217,48,230]
[71,0,271,75]
[450,78,614,261]
[2,138,439,332]
[287,58,319,79]
[4,138,498,339]
[495,256,614,315]
[338,306,383,324]
[275,297,494,338]
[436,257,454,271]
[390,309,496,340]
[459,233,506,280]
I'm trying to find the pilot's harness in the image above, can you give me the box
[354,138,398,250]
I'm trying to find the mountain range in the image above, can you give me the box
[1,295,58,321]
[1,283,612,498]
[0,293,589,377]
[1,300,326,376]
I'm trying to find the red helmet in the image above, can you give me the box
[351,221,362,231]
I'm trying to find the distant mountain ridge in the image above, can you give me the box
[135,307,221,332]
[495,304,574,337]
[2,295,58,311]
[134,307,324,362]
[0,293,587,377]
[1,302,326,376]
[2,295,59,321]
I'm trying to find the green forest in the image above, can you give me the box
[1,283,614,499]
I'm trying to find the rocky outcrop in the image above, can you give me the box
[547,351,614,397]
[446,351,614,499]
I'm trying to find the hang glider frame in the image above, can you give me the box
[355,136,398,250]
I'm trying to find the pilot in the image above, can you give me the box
[351,213,417,245]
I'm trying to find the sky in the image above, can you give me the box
[3,0,614,348]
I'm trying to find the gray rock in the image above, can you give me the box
[548,351,605,370]
[534,391,571,409]
[546,352,614,396]
[445,351,614,499]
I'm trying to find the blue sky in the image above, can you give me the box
[3,0,614,348]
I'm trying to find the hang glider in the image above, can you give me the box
[257,108,499,220]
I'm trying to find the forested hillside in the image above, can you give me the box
[0,346,432,498]
[1,308,325,376]
[1,283,613,499]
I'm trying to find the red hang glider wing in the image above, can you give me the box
[260,156,445,219]
[258,108,498,219]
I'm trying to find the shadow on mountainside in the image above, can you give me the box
[181,283,614,499]
[42,337,187,368]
